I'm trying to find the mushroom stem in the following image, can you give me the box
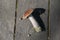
[28,15,41,32]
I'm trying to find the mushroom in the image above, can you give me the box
[21,8,42,32]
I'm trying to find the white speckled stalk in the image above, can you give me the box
[28,15,41,32]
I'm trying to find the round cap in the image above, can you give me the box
[21,8,33,20]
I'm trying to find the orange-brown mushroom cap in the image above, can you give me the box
[21,9,33,20]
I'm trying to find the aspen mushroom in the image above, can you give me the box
[21,8,42,32]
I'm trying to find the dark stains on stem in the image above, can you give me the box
[32,8,46,31]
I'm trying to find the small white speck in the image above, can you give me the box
[27,33,31,37]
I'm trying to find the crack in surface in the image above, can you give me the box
[47,0,50,40]
[13,0,18,40]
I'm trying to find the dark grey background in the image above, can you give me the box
[0,0,60,40]
[50,0,60,40]
[0,0,15,40]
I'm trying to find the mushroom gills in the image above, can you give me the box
[28,15,41,32]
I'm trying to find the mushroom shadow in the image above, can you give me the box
[32,8,46,31]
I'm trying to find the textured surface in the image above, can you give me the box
[50,0,60,40]
[0,0,60,40]
[15,0,48,40]
[0,0,15,40]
